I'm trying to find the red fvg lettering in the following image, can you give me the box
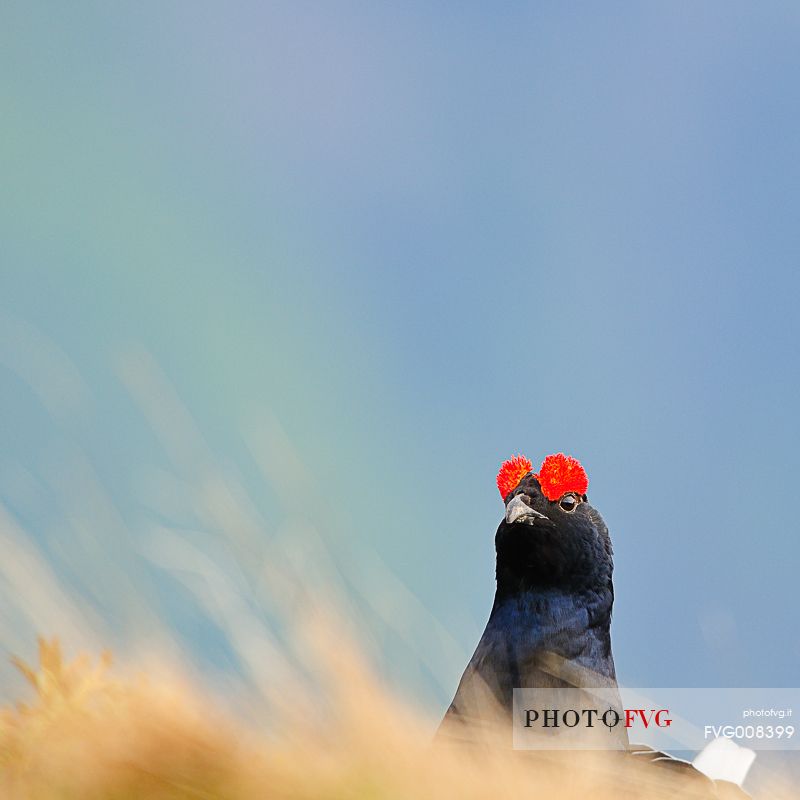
[624,709,672,728]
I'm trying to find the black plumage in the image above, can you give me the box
[437,464,750,798]
[439,470,623,745]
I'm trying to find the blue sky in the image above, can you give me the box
[2,2,799,725]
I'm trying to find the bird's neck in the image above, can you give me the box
[488,585,617,686]
[490,584,613,630]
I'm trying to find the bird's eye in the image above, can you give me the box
[559,494,579,512]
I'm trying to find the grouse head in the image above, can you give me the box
[494,453,613,599]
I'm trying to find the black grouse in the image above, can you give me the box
[437,453,751,798]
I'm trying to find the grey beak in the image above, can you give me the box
[505,495,549,525]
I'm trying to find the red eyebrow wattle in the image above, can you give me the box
[496,454,533,499]
[536,453,588,501]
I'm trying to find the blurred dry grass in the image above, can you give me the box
[1,636,795,800]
